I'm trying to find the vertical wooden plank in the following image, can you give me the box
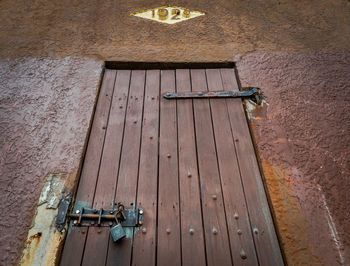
[157,70,181,266]
[176,69,207,266]
[60,69,116,266]
[106,70,146,266]
[81,70,131,266]
[191,69,232,266]
[132,70,160,266]
[221,68,284,265]
[206,69,258,265]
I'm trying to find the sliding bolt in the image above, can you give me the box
[212,227,218,235]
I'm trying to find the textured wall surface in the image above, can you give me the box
[0,57,103,265]
[0,0,349,61]
[0,0,349,265]
[236,51,350,265]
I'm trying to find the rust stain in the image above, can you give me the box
[262,161,322,265]
[22,232,42,266]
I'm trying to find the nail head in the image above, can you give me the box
[240,249,247,259]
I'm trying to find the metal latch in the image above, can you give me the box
[56,196,143,242]
[163,87,264,104]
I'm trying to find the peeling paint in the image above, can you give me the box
[20,174,66,266]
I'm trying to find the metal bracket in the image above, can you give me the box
[163,87,264,104]
[55,191,72,232]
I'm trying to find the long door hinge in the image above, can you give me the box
[163,87,264,104]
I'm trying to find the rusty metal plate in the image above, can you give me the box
[130,6,205,24]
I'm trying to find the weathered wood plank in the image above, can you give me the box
[132,70,160,266]
[157,70,181,266]
[81,70,131,266]
[206,68,258,265]
[191,69,232,266]
[60,69,116,266]
[176,69,207,266]
[106,70,146,266]
[221,68,284,265]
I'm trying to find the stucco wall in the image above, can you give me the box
[0,0,349,61]
[236,51,350,265]
[0,0,349,265]
[0,58,103,265]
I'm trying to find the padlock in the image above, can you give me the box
[110,220,126,242]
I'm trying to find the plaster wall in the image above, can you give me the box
[236,51,350,265]
[0,1,349,265]
[0,58,103,265]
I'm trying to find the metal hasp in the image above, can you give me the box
[163,87,263,104]
[55,200,144,242]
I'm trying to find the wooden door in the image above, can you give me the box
[60,68,284,266]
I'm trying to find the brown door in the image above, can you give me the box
[60,68,284,266]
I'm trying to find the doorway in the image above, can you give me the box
[60,66,283,266]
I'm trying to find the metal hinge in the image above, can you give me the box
[55,194,143,242]
[163,87,264,104]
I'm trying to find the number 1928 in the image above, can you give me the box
[152,8,191,21]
